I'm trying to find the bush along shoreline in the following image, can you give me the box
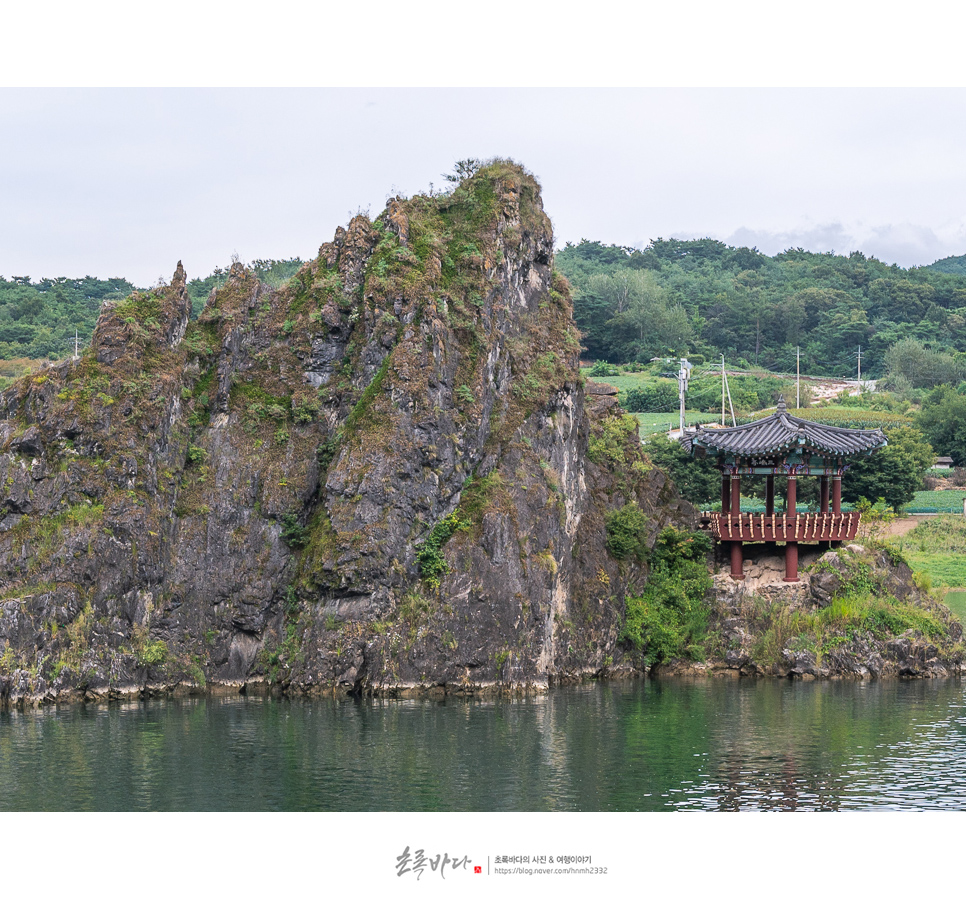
[634,538,965,680]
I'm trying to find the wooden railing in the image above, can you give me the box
[708,511,860,543]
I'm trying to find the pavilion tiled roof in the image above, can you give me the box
[682,395,887,461]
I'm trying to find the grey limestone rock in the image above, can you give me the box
[0,163,695,705]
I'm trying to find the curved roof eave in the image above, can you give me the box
[683,395,888,461]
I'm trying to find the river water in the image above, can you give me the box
[2,677,965,811]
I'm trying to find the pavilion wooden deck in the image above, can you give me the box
[709,511,860,543]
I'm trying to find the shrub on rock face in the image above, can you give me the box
[280,512,309,549]
[416,511,471,589]
[650,526,712,566]
[619,526,713,666]
[605,502,649,562]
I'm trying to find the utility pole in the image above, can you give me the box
[678,357,693,434]
[65,329,81,360]
[796,346,801,410]
[857,345,862,386]
[721,354,726,426]
[724,365,737,426]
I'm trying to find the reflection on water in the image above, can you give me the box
[1,679,965,811]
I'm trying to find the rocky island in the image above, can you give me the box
[0,160,695,704]
[0,160,960,707]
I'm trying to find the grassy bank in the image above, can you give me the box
[887,516,966,625]
[744,589,951,671]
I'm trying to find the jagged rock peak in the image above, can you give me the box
[0,158,696,705]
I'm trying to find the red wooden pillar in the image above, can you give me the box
[831,474,843,547]
[730,541,744,580]
[820,476,830,513]
[726,470,743,579]
[784,541,799,582]
[784,474,799,581]
[765,474,775,515]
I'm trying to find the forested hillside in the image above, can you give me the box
[8,238,966,391]
[0,275,136,361]
[558,239,966,382]
[0,258,303,365]
[928,254,966,277]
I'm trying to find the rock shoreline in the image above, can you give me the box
[663,541,965,682]
[4,651,963,709]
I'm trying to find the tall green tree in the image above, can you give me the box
[883,338,965,389]
[841,426,935,510]
[916,385,966,466]
[643,435,720,505]
[585,269,692,362]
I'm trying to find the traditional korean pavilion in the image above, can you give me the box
[682,395,887,582]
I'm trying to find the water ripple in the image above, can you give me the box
[1,679,965,810]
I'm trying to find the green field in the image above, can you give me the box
[633,411,719,436]
[899,553,966,588]
[586,373,650,392]
[887,516,966,614]
[942,590,966,621]
[904,491,966,513]
[739,405,913,428]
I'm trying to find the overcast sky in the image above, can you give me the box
[4,87,966,287]
[4,0,966,295]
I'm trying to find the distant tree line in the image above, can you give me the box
[0,275,136,360]
[556,238,966,382]
[0,258,303,362]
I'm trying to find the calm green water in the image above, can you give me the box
[2,678,965,811]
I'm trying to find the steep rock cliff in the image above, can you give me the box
[0,161,693,704]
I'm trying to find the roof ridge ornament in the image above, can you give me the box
[776,394,788,414]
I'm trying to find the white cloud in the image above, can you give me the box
[724,220,966,268]
[4,89,966,284]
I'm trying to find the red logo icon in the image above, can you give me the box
[474,866,482,874]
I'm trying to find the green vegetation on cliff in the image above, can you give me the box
[620,527,713,666]
[739,542,961,675]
